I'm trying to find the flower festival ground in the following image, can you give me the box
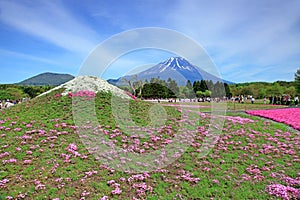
[0,85,299,199]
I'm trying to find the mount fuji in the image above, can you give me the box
[108,57,232,86]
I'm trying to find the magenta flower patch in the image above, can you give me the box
[246,108,300,130]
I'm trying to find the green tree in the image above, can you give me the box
[141,82,173,99]
[272,83,283,96]
[295,68,300,94]
[185,80,195,98]
[285,86,296,97]
[182,87,190,98]
[224,83,232,97]
[200,80,208,92]
[204,90,211,97]
[167,78,179,97]
[196,91,203,98]
[258,88,267,99]
[23,86,41,98]
[0,90,12,100]
[193,81,200,93]
[7,87,25,99]
[212,81,226,98]
[241,86,253,96]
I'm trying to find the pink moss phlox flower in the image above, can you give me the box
[119,177,126,182]
[266,184,299,200]
[14,127,22,131]
[51,163,60,174]
[0,152,9,158]
[67,143,77,151]
[246,108,300,130]
[34,179,46,191]
[81,190,90,197]
[26,150,32,155]
[99,164,115,173]
[9,158,17,163]
[132,182,153,194]
[203,167,211,172]
[55,178,63,183]
[23,160,32,164]
[128,173,150,182]
[124,91,137,100]
[107,180,116,185]
[111,187,122,195]
[68,90,96,100]
[83,170,98,179]
[282,176,300,187]
[225,116,255,124]
[0,178,9,188]
[241,174,251,181]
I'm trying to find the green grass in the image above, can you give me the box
[0,89,299,199]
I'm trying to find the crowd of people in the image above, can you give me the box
[228,94,298,106]
[0,98,29,109]
[267,95,299,106]
[230,95,256,104]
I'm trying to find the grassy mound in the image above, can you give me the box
[0,90,299,199]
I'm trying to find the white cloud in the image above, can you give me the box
[166,0,300,82]
[0,48,59,65]
[0,1,100,53]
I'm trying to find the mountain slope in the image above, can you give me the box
[18,72,74,86]
[108,57,233,86]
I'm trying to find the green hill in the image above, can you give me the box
[0,85,298,199]
[17,72,74,86]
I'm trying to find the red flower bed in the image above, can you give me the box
[246,108,300,130]
[124,91,137,100]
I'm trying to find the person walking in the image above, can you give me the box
[295,96,299,106]
[287,96,291,106]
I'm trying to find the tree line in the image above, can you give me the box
[122,77,232,99]
[0,85,54,100]
[1,68,299,100]
[229,81,297,99]
[124,67,300,100]
[229,68,299,99]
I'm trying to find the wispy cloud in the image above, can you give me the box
[0,49,58,65]
[166,0,300,82]
[0,0,299,83]
[0,0,100,53]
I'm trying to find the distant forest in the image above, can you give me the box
[0,85,54,100]
[121,77,298,99]
[0,77,298,100]
[230,81,297,98]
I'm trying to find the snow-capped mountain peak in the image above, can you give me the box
[159,57,196,73]
[107,57,233,86]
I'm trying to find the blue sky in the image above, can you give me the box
[0,0,300,83]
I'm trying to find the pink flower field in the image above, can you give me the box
[0,91,299,199]
[246,108,300,131]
